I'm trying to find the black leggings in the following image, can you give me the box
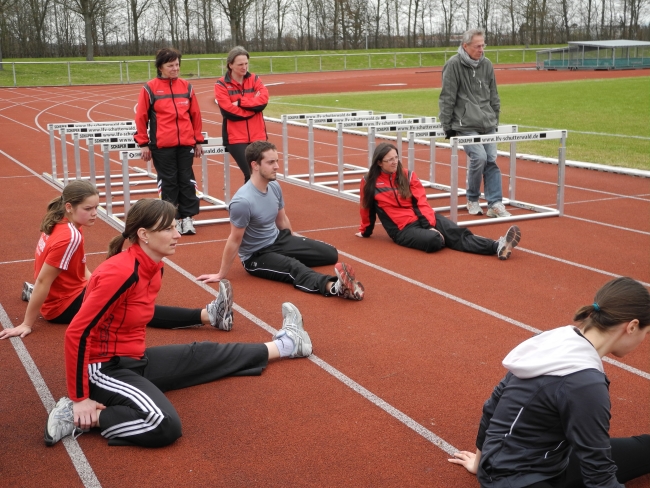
[48,289,203,329]
[525,435,650,487]
[227,143,250,182]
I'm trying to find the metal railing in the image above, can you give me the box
[1,48,537,87]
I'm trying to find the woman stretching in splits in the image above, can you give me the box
[449,276,650,487]
[44,198,312,447]
[0,180,228,341]
[357,143,521,260]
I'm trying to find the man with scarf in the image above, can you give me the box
[438,28,510,219]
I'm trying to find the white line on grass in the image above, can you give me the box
[0,305,102,488]
[162,257,460,456]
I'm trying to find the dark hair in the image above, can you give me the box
[574,277,650,332]
[155,47,181,77]
[41,180,99,235]
[245,141,277,171]
[107,199,176,258]
[227,46,249,72]
[361,142,411,209]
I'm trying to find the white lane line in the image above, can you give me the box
[0,305,102,488]
[334,249,650,381]
[517,247,650,287]
[162,257,459,456]
[563,214,650,236]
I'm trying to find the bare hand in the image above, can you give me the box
[0,324,32,339]
[196,273,224,283]
[355,232,363,238]
[140,146,152,162]
[448,451,478,474]
[194,144,203,158]
[73,398,106,431]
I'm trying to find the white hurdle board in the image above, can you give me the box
[447,130,567,226]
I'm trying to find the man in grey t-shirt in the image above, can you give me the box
[198,141,364,300]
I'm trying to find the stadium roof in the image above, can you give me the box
[568,40,650,48]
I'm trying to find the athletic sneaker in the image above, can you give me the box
[206,280,233,331]
[496,225,521,260]
[175,219,184,235]
[21,282,34,302]
[331,262,364,300]
[487,202,511,218]
[181,217,196,235]
[466,201,483,215]
[44,397,82,446]
[273,302,312,358]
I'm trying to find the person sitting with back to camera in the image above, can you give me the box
[356,143,521,260]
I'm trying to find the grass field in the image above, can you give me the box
[0,45,556,87]
[267,77,650,170]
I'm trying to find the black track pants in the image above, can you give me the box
[524,435,650,487]
[394,215,496,255]
[243,229,338,295]
[90,342,269,447]
[227,143,251,183]
[150,145,199,219]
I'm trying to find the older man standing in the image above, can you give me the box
[439,28,510,218]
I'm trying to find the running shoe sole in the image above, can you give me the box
[498,225,521,260]
[334,263,365,301]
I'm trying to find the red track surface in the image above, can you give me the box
[0,66,649,488]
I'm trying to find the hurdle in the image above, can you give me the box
[447,130,567,225]
[46,121,136,187]
[98,138,231,224]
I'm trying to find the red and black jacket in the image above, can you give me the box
[134,77,204,148]
[65,244,163,401]
[359,169,436,240]
[214,71,268,145]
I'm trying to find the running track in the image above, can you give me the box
[0,67,649,488]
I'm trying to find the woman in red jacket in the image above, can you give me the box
[214,46,269,183]
[0,180,228,342]
[44,199,312,448]
[357,143,521,260]
[135,47,205,236]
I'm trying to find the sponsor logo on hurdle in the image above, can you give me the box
[284,111,372,120]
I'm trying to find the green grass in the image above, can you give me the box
[267,77,650,170]
[0,45,554,87]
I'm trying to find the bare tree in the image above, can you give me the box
[0,0,17,68]
[274,0,290,50]
[215,0,255,45]
[67,0,105,60]
[439,0,462,45]
[128,0,152,54]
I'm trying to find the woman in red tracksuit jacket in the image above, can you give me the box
[214,46,269,183]
[356,142,521,260]
[44,199,312,448]
[135,47,205,236]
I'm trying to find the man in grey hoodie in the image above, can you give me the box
[439,28,510,218]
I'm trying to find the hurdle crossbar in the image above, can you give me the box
[448,129,567,225]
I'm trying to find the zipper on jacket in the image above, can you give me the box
[170,79,181,146]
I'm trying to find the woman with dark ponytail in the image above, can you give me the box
[0,184,230,341]
[44,198,312,448]
[449,276,650,487]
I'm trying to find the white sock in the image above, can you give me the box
[274,333,295,358]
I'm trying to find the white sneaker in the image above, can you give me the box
[496,225,521,260]
[181,217,196,235]
[206,280,233,331]
[175,219,184,235]
[44,397,82,446]
[487,202,511,218]
[466,201,483,215]
[273,303,312,358]
[21,282,34,302]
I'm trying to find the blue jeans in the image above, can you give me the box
[459,130,503,206]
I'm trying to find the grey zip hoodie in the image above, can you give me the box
[438,52,500,133]
[476,326,623,488]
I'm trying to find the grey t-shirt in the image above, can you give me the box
[229,180,284,261]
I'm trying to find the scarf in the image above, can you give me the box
[457,44,483,69]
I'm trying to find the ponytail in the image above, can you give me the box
[40,180,98,235]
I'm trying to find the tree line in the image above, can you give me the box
[1,0,648,60]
